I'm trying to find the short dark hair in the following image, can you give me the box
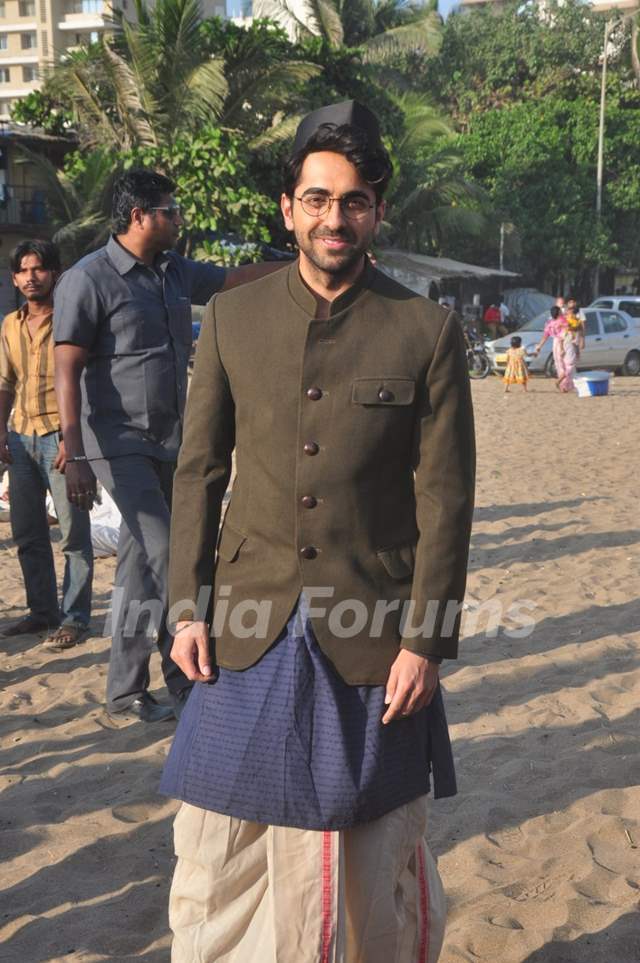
[550,305,561,319]
[10,239,61,274]
[510,335,522,348]
[283,124,393,203]
[111,168,176,234]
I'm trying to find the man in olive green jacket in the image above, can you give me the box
[162,102,475,963]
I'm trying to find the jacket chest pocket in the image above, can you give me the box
[217,524,247,563]
[351,378,415,407]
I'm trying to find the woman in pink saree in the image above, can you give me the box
[534,306,569,389]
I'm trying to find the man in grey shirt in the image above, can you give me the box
[54,169,282,722]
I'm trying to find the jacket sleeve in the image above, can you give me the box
[401,310,476,660]
[169,297,234,621]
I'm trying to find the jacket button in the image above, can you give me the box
[306,387,323,401]
[300,545,318,559]
[304,442,319,456]
[301,495,317,509]
[378,388,394,402]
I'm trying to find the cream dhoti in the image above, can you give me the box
[162,601,455,962]
[170,796,446,963]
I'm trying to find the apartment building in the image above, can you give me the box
[0,0,132,119]
[0,0,239,121]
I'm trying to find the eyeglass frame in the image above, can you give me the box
[148,204,182,220]
[294,190,376,221]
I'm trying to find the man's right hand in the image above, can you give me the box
[65,459,97,511]
[171,621,214,683]
[0,432,11,464]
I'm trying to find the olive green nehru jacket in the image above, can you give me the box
[169,259,476,685]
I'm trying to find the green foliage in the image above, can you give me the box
[9,91,73,136]
[125,127,277,263]
[35,7,321,155]
[454,95,637,285]
[16,0,640,291]
[423,0,614,122]
[263,0,442,60]
[384,93,490,254]
[15,146,115,266]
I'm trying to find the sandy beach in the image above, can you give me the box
[1,375,639,963]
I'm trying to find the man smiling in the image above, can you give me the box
[162,102,475,962]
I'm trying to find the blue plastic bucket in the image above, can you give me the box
[574,370,610,397]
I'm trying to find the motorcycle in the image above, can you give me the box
[464,326,491,379]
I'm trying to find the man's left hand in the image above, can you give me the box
[382,649,439,725]
[53,440,66,473]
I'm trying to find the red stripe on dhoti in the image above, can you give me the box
[417,843,430,963]
[321,831,333,963]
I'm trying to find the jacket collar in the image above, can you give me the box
[287,256,375,319]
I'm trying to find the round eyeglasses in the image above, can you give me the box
[295,192,374,221]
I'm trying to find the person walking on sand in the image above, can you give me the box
[161,100,475,963]
[533,305,568,390]
[560,303,585,393]
[503,335,529,393]
[53,169,283,724]
[0,240,93,648]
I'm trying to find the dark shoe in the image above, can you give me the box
[2,615,60,638]
[109,692,174,723]
[172,687,193,721]
[42,623,89,651]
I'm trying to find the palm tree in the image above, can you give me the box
[256,0,442,63]
[384,93,490,254]
[15,146,115,265]
[44,0,320,151]
[632,14,640,87]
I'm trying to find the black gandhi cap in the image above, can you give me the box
[292,100,382,154]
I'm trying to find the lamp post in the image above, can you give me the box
[594,18,612,299]
[594,9,639,299]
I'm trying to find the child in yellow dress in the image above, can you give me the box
[503,336,529,393]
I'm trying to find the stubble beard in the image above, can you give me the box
[23,289,51,304]
[298,226,371,279]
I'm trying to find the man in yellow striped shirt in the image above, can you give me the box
[0,240,93,646]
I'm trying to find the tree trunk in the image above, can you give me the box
[632,18,640,89]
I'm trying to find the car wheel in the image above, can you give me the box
[544,355,557,378]
[622,350,640,376]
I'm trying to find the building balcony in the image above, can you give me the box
[57,16,106,29]
[0,182,49,226]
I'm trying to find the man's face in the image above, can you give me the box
[281,151,384,277]
[567,299,577,313]
[138,193,184,250]
[12,253,57,303]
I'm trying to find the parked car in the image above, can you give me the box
[588,296,640,322]
[486,308,640,377]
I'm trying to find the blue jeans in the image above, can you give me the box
[8,430,93,627]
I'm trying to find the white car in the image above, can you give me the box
[486,308,640,377]
[588,296,640,322]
